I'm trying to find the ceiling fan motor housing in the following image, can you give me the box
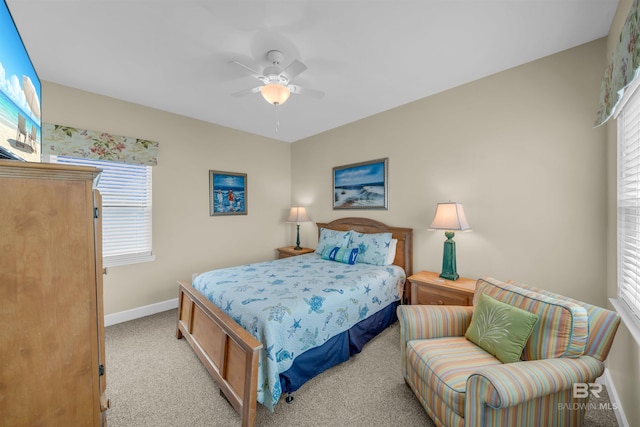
[260,50,289,84]
[266,50,284,65]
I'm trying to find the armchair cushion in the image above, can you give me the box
[507,280,621,361]
[465,293,539,363]
[407,336,501,418]
[474,278,589,360]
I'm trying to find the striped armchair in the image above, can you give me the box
[397,277,620,427]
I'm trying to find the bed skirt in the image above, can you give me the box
[279,300,399,394]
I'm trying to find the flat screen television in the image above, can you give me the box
[0,0,41,162]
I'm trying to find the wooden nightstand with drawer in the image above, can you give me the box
[277,246,315,259]
[408,270,476,305]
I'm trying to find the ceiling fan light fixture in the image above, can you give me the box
[261,83,290,105]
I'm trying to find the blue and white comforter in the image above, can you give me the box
[191,253,405,411]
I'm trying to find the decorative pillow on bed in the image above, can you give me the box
[315,228,352,254]
[320,245,359,265]
[348,231,394,265]
[386,239,398,265]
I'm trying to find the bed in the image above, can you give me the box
[175,217,413,427]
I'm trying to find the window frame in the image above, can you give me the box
[46,155,155,268]
[614,77,640,345]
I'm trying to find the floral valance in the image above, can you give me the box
[42,123,158,166]
[594,0,640,127]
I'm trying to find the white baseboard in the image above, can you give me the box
[104,298,178,327]
[598,368,629,427]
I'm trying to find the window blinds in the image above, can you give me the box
[618,84,640,323]
[51,156,154,267]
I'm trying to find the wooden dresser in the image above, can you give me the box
[408,270,476,306]
[0,160,108,426]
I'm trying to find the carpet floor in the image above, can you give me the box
[104,309,618,426]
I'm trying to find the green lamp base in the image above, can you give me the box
[294,224,302,250]
[440,231,459,281]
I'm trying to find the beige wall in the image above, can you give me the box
[42,82,292,315]
[293,39,607,305]
[605,0,640,425]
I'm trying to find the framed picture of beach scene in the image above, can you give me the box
[333,158,388,210]
[210,170,247,216]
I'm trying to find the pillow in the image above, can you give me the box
[320,245,359,265]
[315,228,351,254]
[465,293,539,363]
[348,231,393,265]
[475,278,589,360]
[385,239,398,265]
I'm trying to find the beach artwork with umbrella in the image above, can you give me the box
[0,1,41,162]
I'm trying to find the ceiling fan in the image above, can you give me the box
[230,50,324,106]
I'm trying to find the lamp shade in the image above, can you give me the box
[261,83,291,105]
[428,202,471,231]
[287,206,310,224]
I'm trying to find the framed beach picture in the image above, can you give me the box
[210,170,247,216]
[333,158,388,209]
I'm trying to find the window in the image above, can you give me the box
[48,155,154,267]
[617,80,640,327]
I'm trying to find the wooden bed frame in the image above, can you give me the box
[175,217,413,427]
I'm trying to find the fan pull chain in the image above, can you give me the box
[275,103,281,133]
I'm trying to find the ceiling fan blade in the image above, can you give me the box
[280,60,307,81]
[289,85,324,99]
[231,86,262,97]
[229,60,263,80]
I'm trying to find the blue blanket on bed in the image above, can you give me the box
[191,253,405,411]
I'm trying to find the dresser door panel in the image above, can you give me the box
[0,164,103,426]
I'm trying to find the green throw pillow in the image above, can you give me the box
[465,293,539,363]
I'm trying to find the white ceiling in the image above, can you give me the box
[7,0,618,143]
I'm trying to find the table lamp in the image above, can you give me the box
[287,207,310,250]
[428,202,471,280]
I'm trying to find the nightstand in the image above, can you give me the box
[277,246,315,259]
[408,270,476,305]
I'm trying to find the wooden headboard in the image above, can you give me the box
[316,217,413,275]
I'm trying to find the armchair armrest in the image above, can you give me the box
[397,304,473,341]
[464,356,604,425]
